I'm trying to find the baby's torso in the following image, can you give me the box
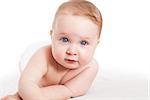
[39,63,88,87]
[39,66,66,86]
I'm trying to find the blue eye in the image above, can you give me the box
[60,37,69,43]
[80,40,89,46]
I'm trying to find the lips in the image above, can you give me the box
[64,58,78,63]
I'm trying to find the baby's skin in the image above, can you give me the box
[2,45,98,100]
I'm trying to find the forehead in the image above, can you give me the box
[54,14,99,39]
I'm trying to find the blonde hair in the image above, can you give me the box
[52,0,103,39]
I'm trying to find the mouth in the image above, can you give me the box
[64,58,78,63]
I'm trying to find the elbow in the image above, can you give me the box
[18,81,41,100]
[18,82,31,99]
[18,85,45,100]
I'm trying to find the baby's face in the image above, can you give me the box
[51,14,99,69]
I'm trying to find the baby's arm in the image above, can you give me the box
[18,47,73,100]
[64,60,99,97]
[40,59,99,98]
[40,85,73,99]
[18,48,48,100]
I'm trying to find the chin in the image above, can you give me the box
[63,64,80,69]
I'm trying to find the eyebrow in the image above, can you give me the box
[59,32,68,35]
[59,32,91,40]
[80,36,90,40]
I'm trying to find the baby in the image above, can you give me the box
[2,0,102,100]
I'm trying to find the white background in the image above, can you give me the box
[0,0,150,97]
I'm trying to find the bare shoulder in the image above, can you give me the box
[88,58,99,71]
[34,45,51,58]
[19,45,51,84]
[30,44,52,71]
[82,58,99,80]
[32,44,52,64]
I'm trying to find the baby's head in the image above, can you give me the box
[52,0,102,38]
[50,0,103,69]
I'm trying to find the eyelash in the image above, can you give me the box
[60,37,69,43]
[59,37,89,46]
[80,40,89,46]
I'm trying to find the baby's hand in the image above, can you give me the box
[1,93,22,100]
[1,95,17,100]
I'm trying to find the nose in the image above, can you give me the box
[66,45,77,56]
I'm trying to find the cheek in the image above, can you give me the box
[51,42,66,60]
[79,48,95,65]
